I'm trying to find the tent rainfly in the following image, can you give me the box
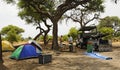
[2,40,14,51]
[10,44,42,60]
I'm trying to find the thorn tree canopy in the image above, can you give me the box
[4,0,106,50]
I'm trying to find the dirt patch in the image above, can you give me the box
[1,42,120,70]
[1,47,120,70]
[112,42,120,48]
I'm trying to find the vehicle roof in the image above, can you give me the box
[79,26,96,31]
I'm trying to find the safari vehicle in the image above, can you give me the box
[77,26,112,52]
[94,34,112,52]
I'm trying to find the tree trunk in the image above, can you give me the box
[33,22,43,40]
[33,32,43,40]
[43,35,47,46]
[0,33,3,63]
[43,33,49,47]
[52,21,59,51]
[42,19,51,47]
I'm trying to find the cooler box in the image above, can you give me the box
[38,54,52,64]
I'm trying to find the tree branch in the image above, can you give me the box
[84,13,99,25]
[52,0,91,21]
[28,1,52,19]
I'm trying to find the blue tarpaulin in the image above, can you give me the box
[84,52,112,60]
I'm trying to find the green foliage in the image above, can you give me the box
[17,0,54,42]
[88,0,104,12]
[98,16,120,28]
[48,35,53,40]
[3,0,106,50]
[64,0,104,29]
[99,27,114,39]
[39,35,53,41]
[112,36,120,42]
[18,7,42,25]
[98,16,120,38]
[62,35,68,41]
[68,27,79,40]
[114,31,120,37]
[58,35,68,42]
[17,0,55,22]
[1,25,24,43]
[1,25,24,35]
[39,36,44,41]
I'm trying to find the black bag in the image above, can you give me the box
[38,54,52,64]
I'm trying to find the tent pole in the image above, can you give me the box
[0,33,3,63]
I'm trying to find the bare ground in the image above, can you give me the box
[0,42,120,70]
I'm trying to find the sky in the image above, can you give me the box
[0,1,120,38]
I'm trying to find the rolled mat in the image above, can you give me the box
[84,52,112,60]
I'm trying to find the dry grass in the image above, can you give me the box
[112,42,120,47]
[1,42,120,70]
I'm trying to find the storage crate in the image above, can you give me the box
[38,54,52,64]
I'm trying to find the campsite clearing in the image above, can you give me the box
[0,42,120,70]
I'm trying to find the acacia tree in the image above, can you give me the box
[98,27,114,39]
[34,20,52,46]
[98,16,120,37]
[1,25,24,43]
[4,0,109,50]
[64,0,104,29]
[18,4,52,46]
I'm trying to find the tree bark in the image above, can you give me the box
[52,21,59,50]
[43,33,48,46]
[0,33,3,63]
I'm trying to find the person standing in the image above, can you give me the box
[68,35,73,52]
[87,39,93,53]
[59,35,63,51]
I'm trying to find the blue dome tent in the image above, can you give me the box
[10,44,42,60]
